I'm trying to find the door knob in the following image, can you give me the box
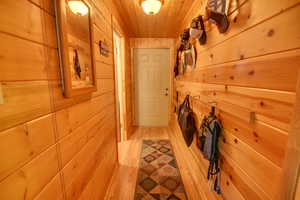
[165,93,168,96]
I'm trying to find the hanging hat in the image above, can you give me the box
[180,28,190,44]
[190,28,203,39]
[206,0,229,33]
[190,15,207,45]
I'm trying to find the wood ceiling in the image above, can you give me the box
[113,0,199,37]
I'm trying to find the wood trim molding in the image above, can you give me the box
[279,70,300,200]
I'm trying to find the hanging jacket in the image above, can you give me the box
[174,44,184,77]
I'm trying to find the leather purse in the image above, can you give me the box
[177,95,197,147]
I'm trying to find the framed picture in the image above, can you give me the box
[54,0,97,97]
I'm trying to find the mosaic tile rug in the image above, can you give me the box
[134,140,188,200]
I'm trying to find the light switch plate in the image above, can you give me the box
[0,83,4,104]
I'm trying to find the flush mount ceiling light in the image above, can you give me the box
[68,0,89,16]
[140,0,164,15]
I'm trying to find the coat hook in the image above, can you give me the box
[192,95,201,100]
[250,112,256,123]
[208,101,217,107]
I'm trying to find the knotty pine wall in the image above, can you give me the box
[0,0,131,199]
[171,0,300,200]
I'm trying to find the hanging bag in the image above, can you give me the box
[174,44,184,77]
[197,116,209,151]
[177,95,197,147]
[198,109,223,195]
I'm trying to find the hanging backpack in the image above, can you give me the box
[197,116,210,151]
[198,108,223,194]
[205,117,222,176]
[177,95,197,147]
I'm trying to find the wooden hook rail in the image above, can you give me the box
[183,91,256,123]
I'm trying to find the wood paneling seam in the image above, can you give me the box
[0,30,57,50]
[27,0,55,17]
[0,140,59,183]
[176,47,300,74]
[220,150,272,200]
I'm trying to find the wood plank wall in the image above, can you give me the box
[171,0,300,200]
[0,0,130,199]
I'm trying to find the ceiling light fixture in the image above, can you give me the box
[68,0,89,16]
[140,0,163,15]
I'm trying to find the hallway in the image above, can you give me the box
[105,126,203,200]
[0,0,300,199]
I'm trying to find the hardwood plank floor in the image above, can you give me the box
[104,126,203,200]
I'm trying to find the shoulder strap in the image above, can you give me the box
[207,119,222,180]
[184,95,190,107]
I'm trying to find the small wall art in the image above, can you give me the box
[99,40,110,57]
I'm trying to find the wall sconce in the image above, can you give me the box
[140,0,164,15]
[68,0,88,16]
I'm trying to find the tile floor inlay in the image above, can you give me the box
[134,140,188,200]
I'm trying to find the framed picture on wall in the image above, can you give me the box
[54,0,97,97]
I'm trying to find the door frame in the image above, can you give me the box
[113,30,126,142]
[130,38,175,127]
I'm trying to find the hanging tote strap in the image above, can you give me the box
[198,116,208,151]
[178,94,196,147]
[185,95,190,109]
[214,170,221,194]
[206,119,221,179]
[178,95,190,121]
[182,94,190,110]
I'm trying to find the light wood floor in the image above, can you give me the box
[104,126,203,200]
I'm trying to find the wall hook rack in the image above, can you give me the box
[208,101,217,107]
[191,95,201,100]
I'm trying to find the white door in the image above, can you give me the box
[134,48,170,126]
